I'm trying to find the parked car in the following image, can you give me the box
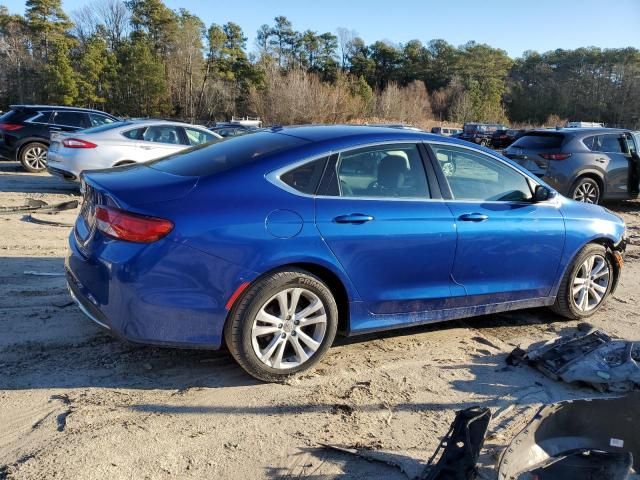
[0,105,119,172]
[209,123,260,138]
[567,121,604,128]
[491,128,528,149]
[431,126,462,137]
[47,120,221,182]
[459,123,508,146]
[67,125,626,381]
[504,128,640,204]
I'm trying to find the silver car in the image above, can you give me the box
[46,120,222,181]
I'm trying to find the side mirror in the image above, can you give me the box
[534,185,552,202]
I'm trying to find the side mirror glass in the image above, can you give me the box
[534,185,552,202]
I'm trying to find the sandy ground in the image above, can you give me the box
[1,160,639,480]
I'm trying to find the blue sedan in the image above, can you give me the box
[66,126,626,381]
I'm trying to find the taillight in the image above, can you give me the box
[540,153,572,160]
[62,138,97,149]
[0,123,24,131]
[95,206,173,243]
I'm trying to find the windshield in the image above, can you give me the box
[511,132,565,149]
[149,131,310,177]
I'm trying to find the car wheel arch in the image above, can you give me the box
[553,237,622,298]
[571,171,605,197]
[225,262,352,336]
[17,137,50,155]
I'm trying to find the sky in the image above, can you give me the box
[2,0,639,58]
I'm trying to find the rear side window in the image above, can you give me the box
[280,157,328,195]
[0,109,31,122]
[149,131,309,177]
[584,134,624,153]
[122,127,145,139]
[511,133,564,149]
[53,111,88,128]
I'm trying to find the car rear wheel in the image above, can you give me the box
[20,142,48,172]
[570,177,600,204]
[224,269,338,382]
[479,139,488,147]
[551,243,613,319]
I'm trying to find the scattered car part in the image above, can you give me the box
[498,392,640,479]
[321,407,491,480]
[24,271,65,277]
[509,329,640,392]
[0,199,78,214]
[23,214,74,227]
[421,406,492,480]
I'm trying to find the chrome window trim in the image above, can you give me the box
[266,139,559,206]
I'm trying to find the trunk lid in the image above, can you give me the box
[504,132,567,175]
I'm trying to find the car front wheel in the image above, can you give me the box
[552,243,613,319]
[224,269,338,382]
[20,142,49,172]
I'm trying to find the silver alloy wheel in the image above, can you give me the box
[23,146,47,170]
[251,287,327,370]
[573,182,598,204]
[572,254,610,312]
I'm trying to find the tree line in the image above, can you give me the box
[1,0,639,128]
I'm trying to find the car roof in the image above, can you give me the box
[120,119,209,129]
[9,104,114,115]
[526,127,629,137]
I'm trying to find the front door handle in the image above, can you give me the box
[459,213,488,222]
[334,213,374,224]
[595,157,607,163]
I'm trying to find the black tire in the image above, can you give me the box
[552,243,614,319]
[224,268,338,382]
[569,177,601,204]
[20,142,49,172]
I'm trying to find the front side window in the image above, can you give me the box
[336,144,429,198]
[280,157,328,195]
[431,144,532,202]
[183,127,218,146]
[89,113,115,127]
[142,125,181,144]
[53,111,88,128]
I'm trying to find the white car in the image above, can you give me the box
[46,120,222,181]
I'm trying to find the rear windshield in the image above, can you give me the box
[510,132,565,149]
[464,124,481,133]
[0,109,30,123]
[149,131,309,176]
[81,121,132,134]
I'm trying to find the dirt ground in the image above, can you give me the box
[1,160,639,480]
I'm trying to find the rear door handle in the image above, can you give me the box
[459,213,489,222]
[334,213,374,224]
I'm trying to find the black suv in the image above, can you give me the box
[0,105,118,172]
[460,123,508,147]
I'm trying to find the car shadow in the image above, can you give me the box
[0,161,79,194]
[1,255,578,394]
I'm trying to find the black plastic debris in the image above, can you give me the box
[321,406,491,480]
[508,328,640,392]
[421,406,491,480]
[0,199,78,214]
[498,392,640,479]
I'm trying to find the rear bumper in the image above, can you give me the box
[66,230,258,350]
[48,165,79,181]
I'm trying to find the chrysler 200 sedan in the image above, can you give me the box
[66,126,626,382]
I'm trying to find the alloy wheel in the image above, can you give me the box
[572,182,598,204]
[251,287,327,369]
[571,254,610,312]
[23,146,47,170]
